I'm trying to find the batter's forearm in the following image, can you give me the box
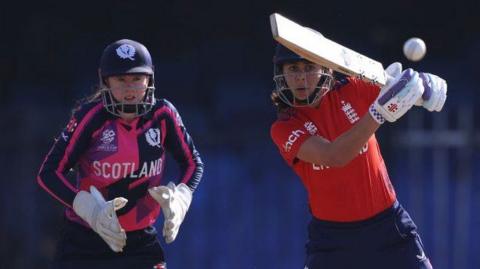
[328,114,380,166]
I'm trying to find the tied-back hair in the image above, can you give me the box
[71,84,103,114]
[271,90,291,112]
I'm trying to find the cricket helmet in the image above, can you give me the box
[272,43,334,107]
[99,39,156,117]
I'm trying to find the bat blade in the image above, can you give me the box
[270,13,387,86]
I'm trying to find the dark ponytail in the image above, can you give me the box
[270,90,290,112]
[71,85,103,114]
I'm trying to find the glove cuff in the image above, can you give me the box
[176,183,193,209]
[369,104,385,124]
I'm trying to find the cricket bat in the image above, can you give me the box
[270,13,388,86]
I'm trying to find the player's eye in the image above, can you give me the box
[305,64,317,72]
[287,65,300,73]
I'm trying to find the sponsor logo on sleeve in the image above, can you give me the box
[283,129,305,152]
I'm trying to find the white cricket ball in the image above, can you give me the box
[403,37,427,62]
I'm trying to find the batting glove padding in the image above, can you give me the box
[416,73,447,112]
[370,63,424,123]
[73,186,128,252]
[148,182,192,244]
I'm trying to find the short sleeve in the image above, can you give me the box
[270,119,313,165]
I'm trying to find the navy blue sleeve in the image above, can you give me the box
[163,100,204,191]
[37,102,104,207]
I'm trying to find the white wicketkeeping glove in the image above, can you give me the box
[73,186,128,252]
[414,72,447,112]
[369,62,424,124]
[148,182,192,244]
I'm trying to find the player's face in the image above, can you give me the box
[282,61,323,100]
[107,74,149,104]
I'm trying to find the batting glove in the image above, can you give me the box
[73,186,128,252]
[415,73,447,112]
[369,62,424,124]
[149,182,192,244]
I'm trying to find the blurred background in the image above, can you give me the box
[0,0,479,268]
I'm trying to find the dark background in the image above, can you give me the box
[1,1,479,268]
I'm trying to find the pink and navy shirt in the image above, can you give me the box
[37,99,204,231]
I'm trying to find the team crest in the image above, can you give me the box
[304,121,318,135]
[145,128,161,147]
[116,44,136,60]
[341,100,360,124]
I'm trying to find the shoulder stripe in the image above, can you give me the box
[37,175,73,208]
[149,106,195,183]
[58,103,104,173]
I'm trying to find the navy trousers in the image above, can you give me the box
[305,201,432,269]
[51,220,166,269]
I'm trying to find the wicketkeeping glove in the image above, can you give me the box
[415,72,447,112]
[73,186,128,252]
[369,62,424,124]
[148,182,192,244]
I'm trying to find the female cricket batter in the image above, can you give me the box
[270,44,446,269]
[37,39,204,269]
